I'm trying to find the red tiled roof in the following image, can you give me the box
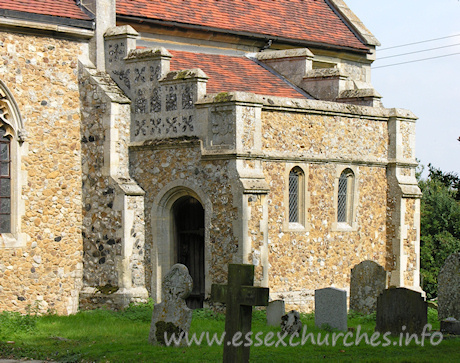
[0,0,92,21]
[118,0,367,51]
[169,50,307,98]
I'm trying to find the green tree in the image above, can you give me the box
[419,164,460,299]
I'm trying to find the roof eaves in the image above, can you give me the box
[117,14,370,54]
[0,8,95,30]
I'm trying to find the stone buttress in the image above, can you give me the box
[79,56,148,308]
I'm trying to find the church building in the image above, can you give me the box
[0,0,421,314]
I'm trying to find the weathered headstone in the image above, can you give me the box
[438,252,460,320]
[350,260,387,315]
[315,287,347,331]
[375,287,427,335]
[212,264,269,363]
[267,300,285,327]
[281,310,302,334]
[440,317,460,335]
[149,264,193,345]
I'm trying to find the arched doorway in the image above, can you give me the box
[172,196,205,309]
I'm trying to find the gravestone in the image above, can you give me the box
[315,287,347,331]
[212,264,269,363]
[281,310,302,334]
[266,300,285,327]
[440,317,460,335]
[149,264,193,345]
[437,252,460,320]
[375,288,427,335]
[350,260,387,315]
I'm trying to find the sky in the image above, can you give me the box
[344,0,460,177]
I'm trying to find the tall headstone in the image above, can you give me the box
[350,260,387,315]
[375,288,427,335]
[315,287,347,331]
[212,264,269,363]
[149,264,193,345]
[438,252,460,320]
[267,300,285,327]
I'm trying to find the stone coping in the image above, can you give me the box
[254,48,314,60]
[196,92,417,120]
[0,16,94,39]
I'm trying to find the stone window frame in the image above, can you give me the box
[0,127,12,233]
[283,163,310,232]
[332,165,359,232]
[0,80,28,248]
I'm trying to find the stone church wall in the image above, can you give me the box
[130,143,240,301]
[259,108,394,311]
[0,31,85,314]
[264,162,388,311]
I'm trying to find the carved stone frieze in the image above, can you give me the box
[134,119,147,137]
[150,87,161,113]
[150,65,161,81]
[112,69,131,89]
[166,86,177,111]
[135,67,146,84]
[181,84,194,110]
[108,42,125,63]
[135,89,147,114]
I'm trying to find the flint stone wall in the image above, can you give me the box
[0,31,85,314]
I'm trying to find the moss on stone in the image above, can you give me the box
[174,70,191,80]
[214,92,231,103]
[95,284,119,295]
[155,321,183,345]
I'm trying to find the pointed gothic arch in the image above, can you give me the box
[151,180,213,306]
[0,80,28,247]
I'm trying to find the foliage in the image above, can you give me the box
[347,310,376,324]
[192,308,225,321]
[427,307,438,325]
[116,299,154,322]
[419,164,460,299]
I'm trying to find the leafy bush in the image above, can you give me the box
[419,164,460,299]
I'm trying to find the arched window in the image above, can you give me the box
[0,127,11,233]
[337,169,354,224]
[289,167,303,223]
[0,79,27,247]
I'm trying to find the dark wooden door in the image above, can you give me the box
[172,196,205,309]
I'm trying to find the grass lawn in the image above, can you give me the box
[0,302,458,362]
